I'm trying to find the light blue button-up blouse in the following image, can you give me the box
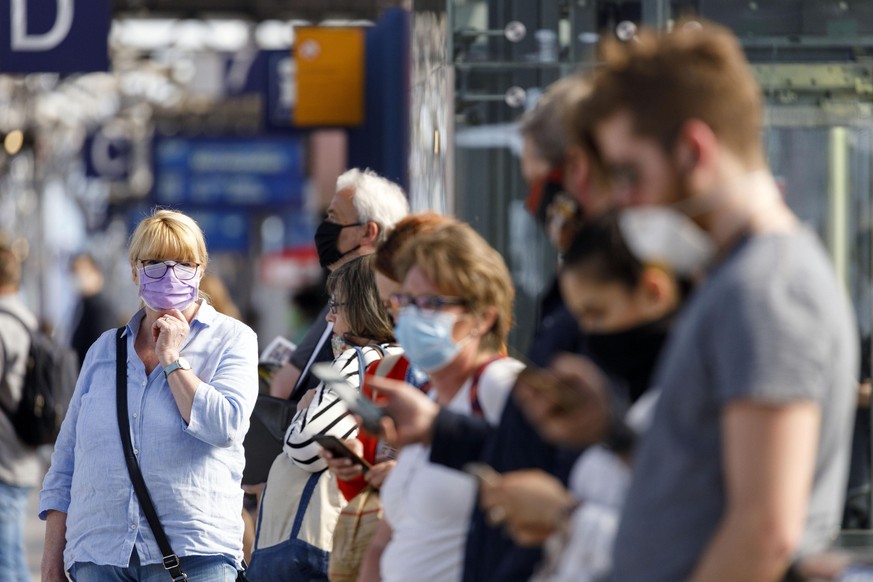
[39,302,259,570]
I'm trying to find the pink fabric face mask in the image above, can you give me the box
[138,267,200,311]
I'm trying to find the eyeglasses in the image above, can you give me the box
[138,259,200,281]
[389,293,467,312]
[328,298,347,315]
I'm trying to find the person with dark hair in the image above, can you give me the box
[69,253,119,366]
[248,255,401,582]
[518,74,597,367]
[479,212,683,581]
[282,255,397,469]
[559,212,682,403]
[0,245,42,582]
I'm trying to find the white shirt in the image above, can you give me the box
[379,358,523,582]
[532,390,661,582]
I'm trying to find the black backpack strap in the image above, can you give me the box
[0,326,10,418]
[0,307,31,335]
[0,307,30,417]
[115,328,188,581]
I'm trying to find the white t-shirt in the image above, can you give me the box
[532,390,661,582]
[379,358,524,582]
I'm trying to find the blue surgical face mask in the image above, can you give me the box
[394,307,462,373]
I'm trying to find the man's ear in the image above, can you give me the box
[131,265,139,285]
[361,221,380,246]
[637,266,679,319]
[675,119,719,189]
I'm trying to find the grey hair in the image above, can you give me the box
[336,168,409,244]
[519,75,591,167]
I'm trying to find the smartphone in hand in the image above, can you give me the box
[310,362,386,434]
[313,435,371,472]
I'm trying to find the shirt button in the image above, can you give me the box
[133,448,139,455]
[133,413,138,419]
[130,524,136,530]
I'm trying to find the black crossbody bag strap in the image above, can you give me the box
[115,328,188,582]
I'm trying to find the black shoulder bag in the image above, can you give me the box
[116,328,248,582]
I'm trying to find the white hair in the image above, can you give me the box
[337,168,409,244]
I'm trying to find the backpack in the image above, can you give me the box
[0,308,79,446]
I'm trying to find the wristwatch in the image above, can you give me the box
[163,357,192,378]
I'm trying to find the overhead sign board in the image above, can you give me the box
[84,127,132,180]
[0,0,110,73]
[294,27,364,126]
[152,136,306,207]
[264,50,295,130]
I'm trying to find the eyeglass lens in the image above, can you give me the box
[390,294,463,311]
[141,260,199,280]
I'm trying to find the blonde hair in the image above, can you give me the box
[394,222,514,353]
[128,209,208,271]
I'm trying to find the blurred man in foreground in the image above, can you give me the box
[572,20,856,581]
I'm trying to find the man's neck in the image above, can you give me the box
[328,246,375,271]
[704,167,796,253]
[0,286,18,296]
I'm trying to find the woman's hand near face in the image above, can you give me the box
[152,309,190,366]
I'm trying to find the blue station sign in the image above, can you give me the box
[0,0,110,73]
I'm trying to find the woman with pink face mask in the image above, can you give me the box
[40,209,258,582]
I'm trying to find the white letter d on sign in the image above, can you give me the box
[11,0,74,51]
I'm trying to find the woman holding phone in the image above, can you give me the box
[247,254,400,582]
[320,213,452,498]
[357,220,524,582]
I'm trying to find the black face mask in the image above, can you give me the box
[586,313,674,404]
[314,220,361,268]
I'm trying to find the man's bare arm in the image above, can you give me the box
[691,400,820,582]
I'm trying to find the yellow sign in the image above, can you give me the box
[294,27,365,126]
